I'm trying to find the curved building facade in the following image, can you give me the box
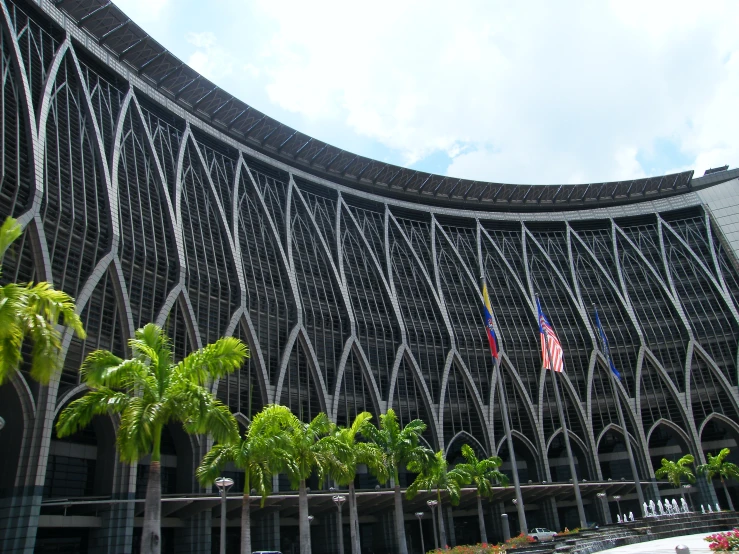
[2,0,739,552]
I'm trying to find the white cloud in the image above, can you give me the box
[155,0,739,183]
[113,0,170,24]
[186,32,234,82]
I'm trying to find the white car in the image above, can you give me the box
[529,528,558,541]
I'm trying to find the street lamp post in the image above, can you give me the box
[215,477,234,554]
[613,495,622,519]
[333,495,346,554]
[426,500,439,550]
[415,512,425,554]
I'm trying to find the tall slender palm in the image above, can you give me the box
[698,448,739,511]
[196,407,290,554]
[56,323,246,554]
[325,413,388,554]
[0,216,85,384]
[655,454,695,502]
[454,444,508,544]
[256,406,345,554]
[407,450,470,548]
[364,409,434,554]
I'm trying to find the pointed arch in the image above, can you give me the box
[278,332,328,422]
[435,227,491,402]
[496,430,542,483]
[0,26,34,219]
[618,233,690,392]
[178,133,241,347]
[163,294,200,362]
[572,234,642,395]
[115,96,180,329]
[446,431,487,463]
[664,234,739,385]
[236,157,298,386]
[216,317,268,421]
[527,237,593,402]
[389,220,451,403]
[340,200,403,399]
[58,266,128,396]
[333,342,380,427]
[440,354,490,455]
[290,186,352,392]
[688,346,739,428]
[637,352,691,436]
[596,424,643,481]
[546,428,595,481]
[40,52,113,299]
[389,350,439,450]
[647,418,695,468]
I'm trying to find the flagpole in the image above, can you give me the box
[479,270,528,535]
[496,357,528,534]
[537,294,587,529]
[593,304,645,508]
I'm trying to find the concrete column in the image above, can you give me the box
[541,497,560,532]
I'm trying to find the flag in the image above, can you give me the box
[594,306,621,380]
[482,281,499,359]
[536,297,564,372]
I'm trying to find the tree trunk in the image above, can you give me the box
[476,494,487,544]
[722,478,735,512]
[299,479,311,554]
[349,482,360,554]
[241,490,251,554]
[437,490,447,548]
[141,461,162,554]
[393,482,409,554]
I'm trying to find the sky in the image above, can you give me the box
[114,0,739,185]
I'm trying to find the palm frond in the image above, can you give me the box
[25,282,85,338]
[178,336,248,385]
[56,389,129,438]
[0,217,22,259]
[196,443,237,486]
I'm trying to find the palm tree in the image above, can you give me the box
[364,409,434,554]
[655,454,695,502]
[257,406,345,554]
[196,407,291,554]
[407,450,470,548]
[325,412,388,554]
[56,323,246,554]
[454,444,508,544]
[698,448,739,512]
[0,216,85,385]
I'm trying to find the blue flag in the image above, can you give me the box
[594,306,621,380]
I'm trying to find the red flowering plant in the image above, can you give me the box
[705,529,739,551]
[426,545,504,553]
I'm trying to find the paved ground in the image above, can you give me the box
[596,531,724,553]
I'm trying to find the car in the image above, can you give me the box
[529,528,558,541]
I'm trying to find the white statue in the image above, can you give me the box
[617,514,622,523]
[643,502,648,518]
[629,512,634,521]
[716,503,721,512]
[672,499,679,514]
[649,500,657,517]
[681,498,689,513]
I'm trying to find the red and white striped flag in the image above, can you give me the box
[536,297,564,373]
